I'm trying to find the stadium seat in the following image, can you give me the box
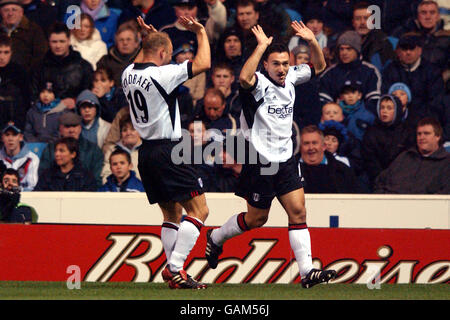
[26,142,48,159]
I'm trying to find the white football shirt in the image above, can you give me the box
[121,60,193,140]
[239,64,314,162]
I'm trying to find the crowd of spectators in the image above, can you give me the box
[0,0,448,196]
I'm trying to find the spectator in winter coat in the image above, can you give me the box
[352,1,395,72]
[362,95,416,190]
[24,81,68,144]
[0,122,39,191]
[99,147,144,192]
[34,136,97,191]
[392,0,449,73]
[70,13,108,71]
[91,67,128,123]
[288,10,327,51]
[318,120,351,167]
[381,33,445,128]
[101,115,141,184]
[38,112,104,188]
[96,21,141,87]
[76,89,111,149]
[0,33,30,131]
[297,125,362,194]
[0,0,48,73]
[20,0,58,37]
[374,117,450,194]
[32,22,94,110]
[319,30,382,115]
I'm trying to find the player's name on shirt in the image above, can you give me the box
[122,74,153,92]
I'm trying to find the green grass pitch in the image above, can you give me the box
[0,282,448,300]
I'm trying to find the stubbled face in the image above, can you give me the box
[339,45,358,64]
[49,32,71,57]
[324,135,339,154]
[379,99,395,123]
[54,143,76,167]
[321,103,344,122]
[417,3,440,30]
[0,45,12,67]
[110,154,132,180]
[236,5,259,30]
[416,124,440,156]
[301,132,326,165]
[306,19,323,36]
[204,94,225,121]
[264,51,290,86]
[397,46,422,65]
[2,173,19,190]
[352,8,371,36]
[0,4,23,27]
[224,35,242,59]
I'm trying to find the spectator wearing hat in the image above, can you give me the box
[0,122,40,191]
[290,44,321,129]
[319,30,382,115]
[96,21,141,87]
[288,11,327,51]
[70,13,108,71]
[374,117,450,194]
[118,0,177,31]
[352,1,395,72]
[76,89,111,149]
[173,40,205,106]
[297,125,362,194]
[388,82,414,123]
[0,33,30,131]
[318,120,351,167]
[34,136,98,191]
[338,80,375,141]
[381,32,445,128]
[160,0,227,52]
[392,0,449,73]
[362,94,416,190]
[24,81,69,144]
[38,112,104,188]
[31,22,94,110]
[0,0,48,74]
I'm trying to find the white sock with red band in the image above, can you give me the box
[211,212,249,247]
[288,223,313,278]
[168,216,203,272]
[161,222,179,261]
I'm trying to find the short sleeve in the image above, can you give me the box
[239,72,269,101]
[157,60,192,94]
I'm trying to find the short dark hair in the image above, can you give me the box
[48,21,70,39]
[119,114,133,132]
[0,34,12,48]
[204,87,226,105]
[417,117,443,145]
[1,168,20,184]
[301,125,324,138]
[110,147,131,164]
[94,67,115,82]
[353,1,370,12]
[263,43,289,62]
[212,62,234,76]
[236,0,258,11]
[55,137,79,161]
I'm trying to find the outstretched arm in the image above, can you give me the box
[179,16,211,76]
[239,25,273,89]
[291,20,326,74]
[134,17,158,63]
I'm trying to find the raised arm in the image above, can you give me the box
[239,25,273,89]
[179,16,211,76]
[291,20,326,74]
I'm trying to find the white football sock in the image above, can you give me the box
[161,222,179,261]
[211,212,249,247]
[288,224,313,278]
[168,216,203,272]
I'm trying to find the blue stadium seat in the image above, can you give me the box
[388,36,398,50]
[26,142,48,159]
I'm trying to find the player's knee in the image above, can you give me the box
[248,214,268,229]
[290,206,307,223]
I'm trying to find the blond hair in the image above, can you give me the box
[142,32,171,55]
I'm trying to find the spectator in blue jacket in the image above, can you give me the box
[319,30,382,115]
[338,80,375,141]
[99,147,144,192]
